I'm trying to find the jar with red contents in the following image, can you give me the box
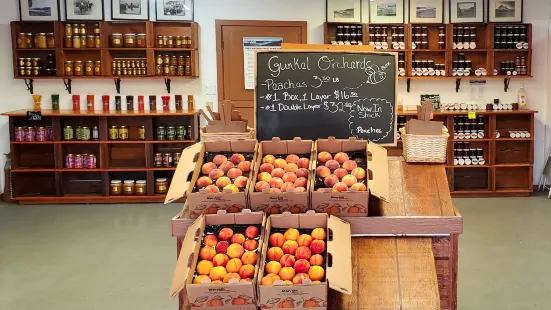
[138,96,145,112]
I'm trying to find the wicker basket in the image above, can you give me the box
[201,127,256,142]
[400,127,449,163]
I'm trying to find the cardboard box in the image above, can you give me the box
[258,211,352,309]
[165,140,258,218]
[169,210,266,310]
[310,137,389,216]
[249,137,314,215]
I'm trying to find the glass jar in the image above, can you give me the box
[65,35,73,48]
[74,61,83,76]
[72,24,80,35]
[47,33,55,48]
[135,180,147,196]
[162,36,168,47]
[85,61,94,76]
[17,33,26,48]
[119,126,129,140]
[25,33,33,48]
[186,36,192,48]
[65,61,74,76]
[32,58,40,67]
[65,24,72,36]
[87,35,95,48]
[171,56,178,66]
[175,36,183,48]
[156,178,168,194]
[137,34,146,47]
[79,24,86,35]
[35,33,47,48]
[95,35,101,48]
[123,180,135,196]
[157,35,164,47]
[110,180,122,195]
[24,58,32,67]
[94,24,100,35]
[185,65,191,76]
[80,35,87,48]
[111,33,123,47]
[94,61,102,76]
[73,35,81,48]
[124,34,136,48]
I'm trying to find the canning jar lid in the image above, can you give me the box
[111,180,122,184]
[125,34,136,36]
[123,180,135,184]
[111,33,122,36]
[136,180,147,184]
[156,178,167,182]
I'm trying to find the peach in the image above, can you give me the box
[271,168,285,178]
[193,275,210,284]
[297,157,310,169]
[241,251,258,265]
[245,226,259,239]
[311,228,326,240]
[267,247,284,261]
[295,246,312,260]
[312,280,322,284]
[240,278,252,283]
[284,228,300,241]
[281,182,295,193]
[230,153,246,164]
[278,267,295,281]
[325,160,340,170]
[204,235,218,247]
[261,273,280,285]
[269,188,281,193]
[296,168,309,178]
[269,177,284,188]
[197,260,214,275]
[215,241,230,254]
[255,181,270,192]
[208,169,224,180]
[343,160,357,171]
[204,185,220,193]
[351,167,366,180]
[342,175,358,187]
[238,161,251,172]
[316,166,331,178]
[262,154,276,164]
[297,234,313,247]
[224,184,239,193]
[310,240,326,254]
[231,233,246,245]
[351,183,367,192]
[200,247,217,260]
[223,272,241,283]
[294,187,307,192]
[334,152,349,164]
[265,261,282,274]
[309,254,324,266]
[324,174,339,187]
[284,163,299,173]
[215,176,231,188]
[282,172,297,183]
[227,168,243,179]
[308,266,325,281]
[292,273,310,285]
[219,228,234,241]
[282,240,298,255]
[334,168,348,179]
[209,266,227,281]
[196,176,213,187]
[211,280,223,284]
[227,243,245,258]
[219,161,235,172]
[257,172,272,183]
[286,154,299,164]
[294,259,311,273]
[213,155,227,166]
[260,163,274,173]
[239,264,255,279]
[234,176,248,188]
[332,182,348,192]
[243,239,259,251]
[274,158,287,169]
[226,258,243,273]
[212,253,229,267]
[283,280,293,285]
[201,162,217,175]
[317,151,332,163]
[269,233,286,247]
[294,177,308,188]
[279,254,295,267]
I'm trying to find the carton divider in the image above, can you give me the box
[325,215,353,295]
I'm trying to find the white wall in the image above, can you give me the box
[0,0,549,189]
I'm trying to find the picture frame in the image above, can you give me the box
[19,0,60,21]
[156,0,194,21]
[111,0,149,20]
[326,0,361,23]
[450,0,484,23]
[408,0,444,24]
[488,0,523,23]
[368,0,405,24]
[65,0,104,21]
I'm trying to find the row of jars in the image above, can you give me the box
[109,126,145,140]
[155,54,192,76]
[64,60,102,76]
[110,33,147,48]
[16,33,55,49]
[14,126,53,142]
[18,55,56,77]
[65,23,100,37]
[157,36,193,48]
[63,125,99,141]
[112,59,147,76]
[65,153,97,169]
[65,35,101,48]
[156,125,191,141]
[154,152,182,168]
[110,178,168,196]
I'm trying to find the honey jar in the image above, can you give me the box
[85,61,94,76]
[79,24,86,35]
[24,58,32,67]
[157,36,164,47]
[17,33,26,48]
[167,36,174,48]
[135,180,147,196]
[47,33,55,48]
[137,34,147,48]
[87,35,95,48]
[111,33,123,47]
[65,24,72,36]
[65,61,74,76]
[95,35,101,48]
[73,35,81,48]
[175,36,183,48]
[124,34,136,48]
[32,58,40,67]
[94,61,102,76]
[80,35,87,48]
[35,33,47,49]
[65,35,72,48]
[109,126,119,140]
[25,33,33,48]
[155,178,168,194]
[72,24,79,35]
[118,126,128,140]
[110,180,122,195]
[74,61,84,76]
[123,180,135,196]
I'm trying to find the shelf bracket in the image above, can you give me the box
[164,79,171,94]
[504,78,511,92]
[63,79,72,94]
[456,78,461,93]
[113,78,121,94]
[406,78,411,93]
[23,79,34,94]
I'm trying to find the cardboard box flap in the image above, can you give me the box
[287,137,314,155]
[169,216,204,299]
[230,140,258,153]
[326,216,352,295]
[367,142,390,202]
[164,142,203,204]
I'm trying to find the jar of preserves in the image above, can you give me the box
[94,24,100,35]
[137,34,147,47]
[35,33,47,48]
[73,35,81,48]
[110,180,122,195]
[94,61,102,76]
[156,178,168,194]
[87,35,95,48]
[135,180,147,196]
[109,126,119,140]
[163,153,172,167]
[65,35,73,48]
[94,35,101,48]
[111,33,123,47]
[17,33,26,48]
[32,67,40,76]
[171,56,178,66]
[154,153,163,167]
[74,61,84,76]
[24,58,32,67]
[118,126,129,140]
[19,67,26,76]
[177,65,184,76]
[80,35,87,48]
[25,33,33,48]
[157,35,164,47]
[162,36,168,47]
[124,34,136,48]
[185,55,191,66]
[79,24,86,35]
[156,126,166,140]
[47,33,55,48]
[163,54,170,65]
[32,58,40,67]
[25,67,32,76]
[123,180,135,196]
[65,24,72,36]
[185,65,191,76]
[18,58,25,67]
[178,55,184,66]
[167,126,176,140]
[85,60,94,76]
[139,126,146,139]
[167,36,174,48]
[65,61,74,76]
[72,24,80,35]
[175,36,182,48]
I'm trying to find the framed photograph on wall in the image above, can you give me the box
[327,0,361,23]
[408,0,444,23]
[19,0,60,21]
[488,0,523,23]
[450,0,484,23]
[111,0,149,20]
[156,0,194,21]
[368,0,405,24]
[65,0,104,21]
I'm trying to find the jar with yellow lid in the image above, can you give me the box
[111,33,123,47]
[17,33,26,49]
[155,178,168,194]
[110,180,122,196]
[124,34,136,48]
[135,180,147,196]
[136,34,147,48]
[65,61,74,76]
[35,33,47,49]
[123,180,135,196]
[74,61,84,76]
[47,33,55,48]
[85,61,94,76]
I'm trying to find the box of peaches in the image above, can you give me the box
[169,210,265,310]
[258,211,352,310]
[164,140,258,218]
[311,137,389,216]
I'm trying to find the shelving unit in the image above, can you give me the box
[2,109,200,204]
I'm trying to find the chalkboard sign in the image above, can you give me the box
[27,111,42,121]
[255,50,397,144]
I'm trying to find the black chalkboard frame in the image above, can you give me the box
[254,48,399,146]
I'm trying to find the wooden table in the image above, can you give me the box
[171,158,462,310]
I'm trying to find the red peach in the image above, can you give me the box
[204,235,218,247]
[262,155,276,164]
[227,243,245,259]
[317,151,332,163]
[212,253,229,267]
[278,267,295,281]
[257,172,272,183]
[297,158,310,169]
[292,273,310,285]
[196,260,214,275]
[334,168,348,179]
[342,160,357,171]
[284,228,300,241]
[267,247,284,261]
[269,233,286,247]
[260,163,274,173]
[351,183,367,192]
[351,167,366,180]
[309,254,324,266]
[297,234,313,247]
[280,254,296,267]
[201,162,217,175]
[245,226,259,239]
[230,153,246,164]
[294,259,310,273]
[286,154,300,164]
[334,152,349,164]
[193,275,210,284]
[231,233,246,245]
[219,161,235,172]
[234,176,248,188]
[261,273,280,285]
[204,185,220,193]
[196,176,213,187]
[200,247,217,261]
[213,155,227,166]
[239,264,255,279]
[224,184,239,193]
[209,266,227,281]
[332,182,348,192]
[243,239,258,251]
[296,168,309,178]
[325,160,340,170]
[238,161,251,172]
[208,169,224,180]
[281,182,295,193]
[324,174,339,187]
[219,228,234,241]
[265,261,282,274]
[294,187,307,192]
[295,246,312,260]
[215,241,230,254]
[269,188,281,193]
[215,177,231,188]
[308,266,325,281]
[223,272,241,283]
[274,158,287,169]
[316,166,331,178]
[227,168,243,179]
[310,240,326,254]
[255,181,270,192]
[269,177,284,188]
[294,177,308,188]
[342,175,358,187]
[271,168,285,178]
[282,240,298,254]
[284,163,299,173]
[241,251,258,265]
[226,258,243,273]
[311,228,326,240]
[282,172,297,183]
[240,278,252,283]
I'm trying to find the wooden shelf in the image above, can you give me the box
[11,141,54,144]
[2,109,199,117]
[398,110,537,116]
[12,168,56,172]
[493,163,533,167]
[14,195,167,204]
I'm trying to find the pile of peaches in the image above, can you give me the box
[194,225,260,284]
[261,227,326,286]
[315,151,367,192]
[196,153,252,193]
[254,154,310,193]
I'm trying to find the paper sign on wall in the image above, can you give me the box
[243,37,282,90]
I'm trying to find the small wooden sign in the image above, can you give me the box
[27,111,41,121]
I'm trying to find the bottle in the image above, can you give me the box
[517,84,527,109]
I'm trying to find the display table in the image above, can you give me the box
[171,158,462,310]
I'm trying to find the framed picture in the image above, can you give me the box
[156,0,194,21]
[111,0,149,20]
[19,0,60,21]
[368,0,405,24]
[408,0,444,23]
[327,0,361,23]
[65,0,104,21]
[488,0,523,23]
[450,0,484,23]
